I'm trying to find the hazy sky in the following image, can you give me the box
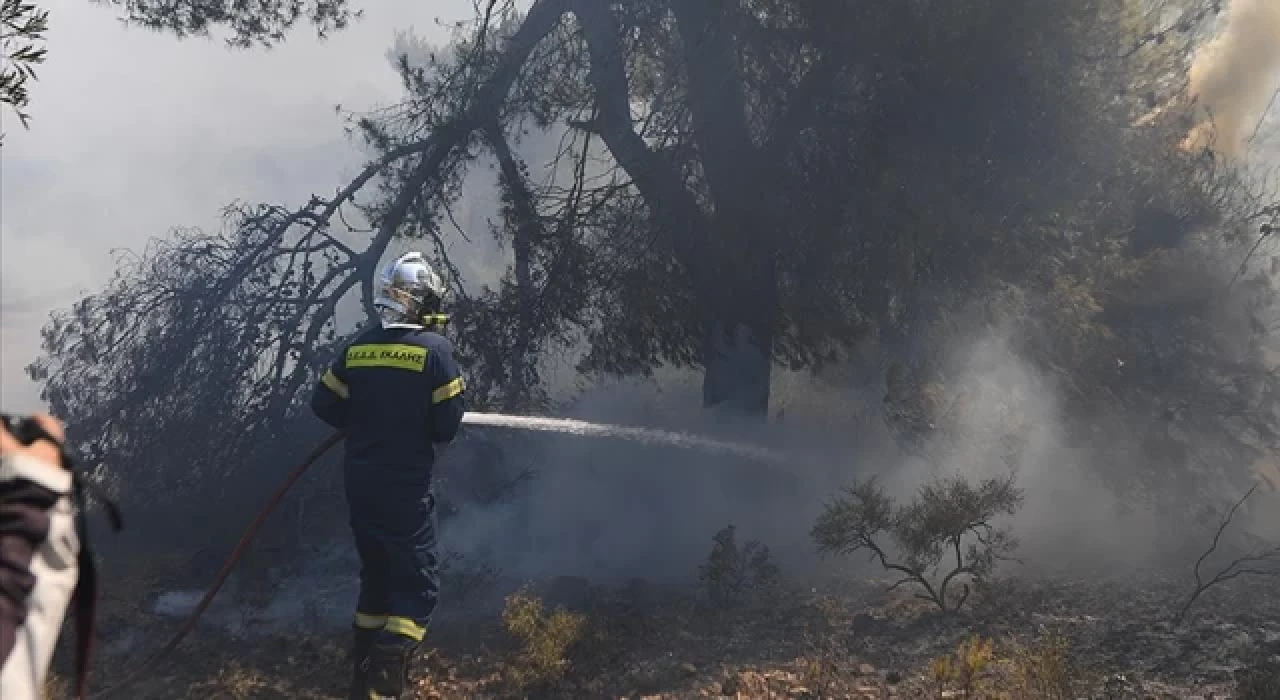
[0,0,484,412]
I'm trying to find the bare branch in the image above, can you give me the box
[1176,482,1280,623]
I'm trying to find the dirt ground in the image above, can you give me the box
[44,565,1280,700]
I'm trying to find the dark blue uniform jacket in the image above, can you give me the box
[311,323,466,485]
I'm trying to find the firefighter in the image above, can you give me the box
[311,251,466,700]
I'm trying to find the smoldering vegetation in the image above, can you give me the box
[21,0,1280,696]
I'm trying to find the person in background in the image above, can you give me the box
[0,413,79,699]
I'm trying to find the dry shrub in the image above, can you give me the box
[927,632,1078,700]
[929,635,996,699]
[1007,631,1074,700]
[501,587,588,693]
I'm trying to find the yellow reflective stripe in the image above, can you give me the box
[432,376,465,404]
[346,343,428,372]
[354,613,387,629]
[384,616,426,642]
[321,369,349,399]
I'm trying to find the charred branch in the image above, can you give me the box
[1176,482,1280,624]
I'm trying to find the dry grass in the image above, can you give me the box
[922,631,1080,700]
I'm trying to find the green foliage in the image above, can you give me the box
[1,0,47,131]
[698,524,781,609]
[501,587,588,693]
[812,474,1023,613]
[93,0,360,48]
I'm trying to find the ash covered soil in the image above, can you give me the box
[47,568,1280,699]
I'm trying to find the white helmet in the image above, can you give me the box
[373,251,447,326]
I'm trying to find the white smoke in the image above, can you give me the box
[1183,0,1280,158]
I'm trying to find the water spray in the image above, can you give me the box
[90,412,781,698]
[460,412,786,462]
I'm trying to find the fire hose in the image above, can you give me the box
[88,431,344,699]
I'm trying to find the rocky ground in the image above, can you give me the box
[42,563,1280,699]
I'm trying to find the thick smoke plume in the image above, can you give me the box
[1183,0,1280,157]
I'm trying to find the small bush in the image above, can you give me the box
[929,635,995,699]
[811,473,1023,613]
[698,524,781,609]
[1008,631,1075,700]
[501,588,588,692]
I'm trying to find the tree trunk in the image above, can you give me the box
[577,0,781,418]
[702,321,772,416]
[669,0,781,419]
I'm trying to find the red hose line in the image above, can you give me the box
[89,431,344,699]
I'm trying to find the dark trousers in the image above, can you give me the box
[346,469,440,646]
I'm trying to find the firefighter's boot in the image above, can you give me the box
[347,627,378,700]
[365,639,415,699]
